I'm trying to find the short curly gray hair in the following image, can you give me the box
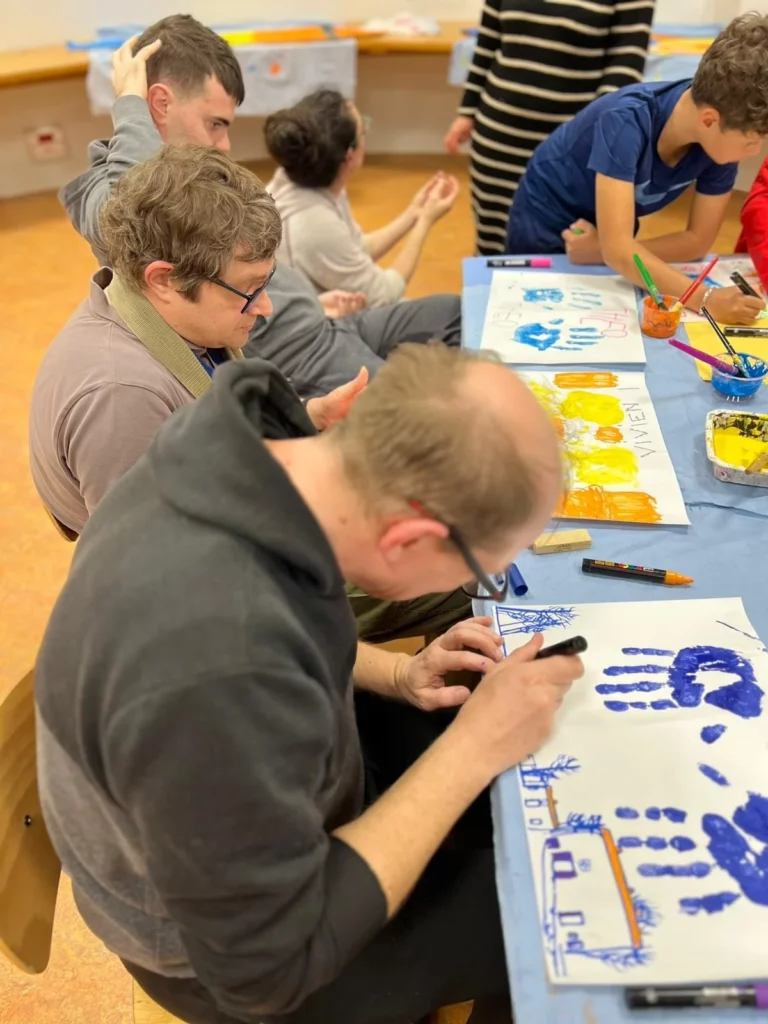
[100,145,282,299]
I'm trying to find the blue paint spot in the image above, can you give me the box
[622,648,675,656]
[701,724,727,744]
[646,837,667,850]
[522,288,565,304]
[604,701,631,712]
[616,807,639,819]
[663,808,687,824]
[733,792,768,843]
[699,763,730,787]
[645,808,661,821]
[704,799,768,905]
[638,862,712,878]
[669,646,763,718]
[650,700,678,710]
[618,836,643,849]
[513,323,563,351]
[629,701,648,709]
[680,893,740,915]
[671,836,696,852]
[496,606,576,636]
[603,664,669,676]
[596,682,664,694]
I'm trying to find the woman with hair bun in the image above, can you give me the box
[266,89,459,308]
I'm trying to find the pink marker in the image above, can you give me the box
[669,338,735,375]
[486,257,553,268]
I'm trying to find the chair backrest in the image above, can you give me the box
[0,671,61,974]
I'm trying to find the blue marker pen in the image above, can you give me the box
[509,564,528,596]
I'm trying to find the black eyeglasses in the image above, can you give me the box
[408,500,508,602]
[210,264,276,314]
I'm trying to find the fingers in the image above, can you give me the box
[538,654,585,688]
[137,39,163,61]
[507,633,544,663]
[424,685,472,711]
[437,622,503,661]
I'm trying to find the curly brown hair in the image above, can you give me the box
[692,13,768,134]
[100,145,282,298]
[133,15,245,104]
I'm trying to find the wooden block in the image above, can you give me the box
[532,529,591,555]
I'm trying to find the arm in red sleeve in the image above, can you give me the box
[738,160,768,293]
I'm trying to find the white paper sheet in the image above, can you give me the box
[493,598,768,986]
[518,370,689,526]
[480,271,645,365]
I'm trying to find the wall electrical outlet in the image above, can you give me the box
[26,125,68,162]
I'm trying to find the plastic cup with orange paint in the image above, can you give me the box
[641,295,682,339]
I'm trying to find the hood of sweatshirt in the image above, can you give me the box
[146,355,342,594]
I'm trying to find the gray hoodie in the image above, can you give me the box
[269,167,406,308]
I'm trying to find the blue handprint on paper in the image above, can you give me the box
[522,287,603,311]
[702,792,768,906]
[514,321,601,353]
[597,646,764,718]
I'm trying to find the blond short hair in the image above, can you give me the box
[100,145,282,297]
[692,13,768,134]
[331,343,545,550]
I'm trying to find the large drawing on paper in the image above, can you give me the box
[480,271,645,365]
[493,598,768,986]
[517,370,688,526]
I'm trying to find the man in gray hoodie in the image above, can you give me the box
[61,16,463,398]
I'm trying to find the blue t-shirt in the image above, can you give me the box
[507,80,738,253]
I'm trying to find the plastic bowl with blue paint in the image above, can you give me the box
[711,353,768,401]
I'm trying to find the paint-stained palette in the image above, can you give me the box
[518,370,689,526]
[494,597,768,986]
[480,271,645,365]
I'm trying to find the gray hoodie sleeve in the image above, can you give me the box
[59,96,163,263]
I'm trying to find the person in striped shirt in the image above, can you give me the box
[445,0,655,255]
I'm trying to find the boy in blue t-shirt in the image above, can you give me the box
[505,13,768,324]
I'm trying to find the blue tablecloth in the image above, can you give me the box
[463,254,768,1024]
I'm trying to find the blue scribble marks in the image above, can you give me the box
[638,862,712,878]
[565,812,603,834]
[519,754,579,790]
[703,792,768,905]
[600,646,764,717]
[631,892,661,931]
[680,893,740,915]
[701,724,727,744]
[699,764,730,787]
[616,807,639,820]
[513,322,601,353]
[495,606,576,637]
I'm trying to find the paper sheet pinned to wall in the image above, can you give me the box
[480,272,645,366]
[493,597,768,986]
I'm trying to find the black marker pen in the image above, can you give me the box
[724,327,768,338]
[535,636,587,659]
[730,270,762,299]
[626,984,768,1010]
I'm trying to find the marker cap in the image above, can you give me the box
[508,564,528,597]
[530,257,552,268]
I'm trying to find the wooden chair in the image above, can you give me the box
[0,669,184,1022]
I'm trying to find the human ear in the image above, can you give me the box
[377,516,448,565]
[146,82,172,125]
[143,261,177,303]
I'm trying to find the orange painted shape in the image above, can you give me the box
[595,425,623,443]
[553,416,565,440]
[553,372,619,390]
[546,786,560,828]
[559,486,662,524]
[601,828,643,949]
[270,62,283,76]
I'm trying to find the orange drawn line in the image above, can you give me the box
[595,425,623,443]
[553,372,619,390]
[601,827,642,949]
[559,486,662,524]
[546,786,560,828]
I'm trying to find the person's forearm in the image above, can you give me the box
[334,720,491,916]
[353,641,410,699]
[604,239,706,310]
[389,219,432,284]
[364,209,418,260]
[638,230,710,263]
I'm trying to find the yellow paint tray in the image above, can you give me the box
[705,410,768,488]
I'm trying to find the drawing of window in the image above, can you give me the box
[525,798,546,808]
[552,851,578,879]
[559,911,586,927]
[530,818,544,826]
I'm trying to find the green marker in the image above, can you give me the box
[571,227,585,236]
[633,252,667,311]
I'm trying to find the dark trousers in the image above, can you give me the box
[124,696,511,1024]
